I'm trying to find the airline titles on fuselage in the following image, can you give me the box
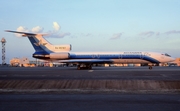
[76,52,151,58]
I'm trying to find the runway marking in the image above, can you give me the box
[160,74,168,78]
[88,70,94,72]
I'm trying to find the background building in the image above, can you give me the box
[10,57,30,67]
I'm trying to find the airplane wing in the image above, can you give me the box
[58,59,113,64]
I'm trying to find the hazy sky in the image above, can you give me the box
[0,0,180,63]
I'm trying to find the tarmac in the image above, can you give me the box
[0,66,180,94]
[0,66,180,111]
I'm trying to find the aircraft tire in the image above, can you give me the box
[149,66,152,70]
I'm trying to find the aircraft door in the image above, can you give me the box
[119,54,122,59]
[119,54,122,63]
[140,54,144,59]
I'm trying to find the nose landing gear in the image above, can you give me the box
[77,64,92,70]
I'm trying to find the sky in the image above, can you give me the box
[0,0,180,63]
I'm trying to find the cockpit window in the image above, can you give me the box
[165,53,171,57]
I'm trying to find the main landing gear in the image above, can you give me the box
[148,65,153,70]
[77,64,92,70]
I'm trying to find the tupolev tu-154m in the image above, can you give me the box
[6,30,175,70]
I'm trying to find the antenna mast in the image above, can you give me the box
[1,38,6,65]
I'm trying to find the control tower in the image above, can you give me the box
[1,38,6,65]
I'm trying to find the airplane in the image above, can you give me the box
[6,30,175,70]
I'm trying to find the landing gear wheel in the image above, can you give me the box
[88,66,92,70]
[77,65,81,70]
[149,65,152,70]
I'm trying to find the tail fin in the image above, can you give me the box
[5,30,71,54]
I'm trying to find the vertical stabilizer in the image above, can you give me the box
[5,30,71,52]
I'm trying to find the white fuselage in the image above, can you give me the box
[51,51,175,64]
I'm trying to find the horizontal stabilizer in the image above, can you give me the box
[5,30,48,36]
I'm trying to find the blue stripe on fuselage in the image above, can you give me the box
[69,54,121,59]
[69,54,160,63]
[143,56,160,63]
